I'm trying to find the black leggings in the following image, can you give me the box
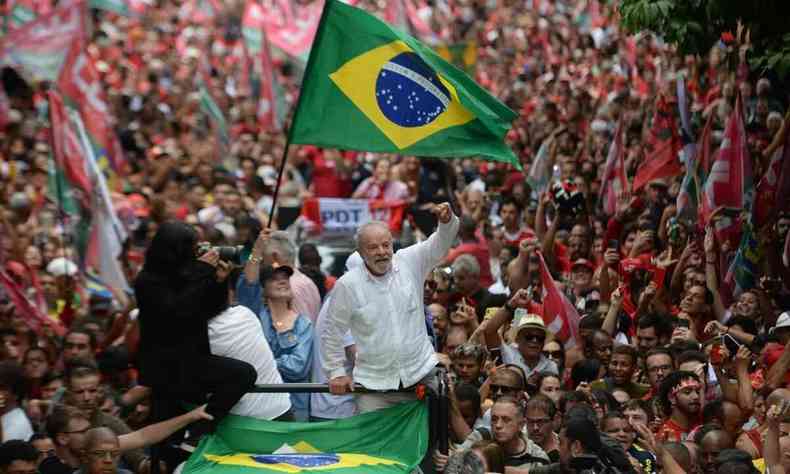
[180,354,257,421]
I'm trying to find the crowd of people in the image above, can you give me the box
[2,0,790,473]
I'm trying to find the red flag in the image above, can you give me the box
[57,37,127,176]
[259,0,322,59]
[632,139,682,191]
[0,269,66,337]
[599,120,627,215]
[48,89,92,205]
[243,1,283,132]
[701,96,752,225]
[537,251,581,349]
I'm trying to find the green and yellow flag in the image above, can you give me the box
[288,0,518,166]
[183,401,428,474]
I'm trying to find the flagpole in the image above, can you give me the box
[266,138,291,229]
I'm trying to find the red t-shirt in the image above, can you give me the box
[657,418,700,443]
[311,152,351,198]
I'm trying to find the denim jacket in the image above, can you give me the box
[236,278,314,419]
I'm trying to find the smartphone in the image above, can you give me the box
[608,239,619,250]
[722,334,741,354]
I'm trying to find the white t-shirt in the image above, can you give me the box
[1,407,33,441]
[208,305,291,420]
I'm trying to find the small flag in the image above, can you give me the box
[701,96,753,225]
[536,251,581,349]
[526,136,553,195]
[598,120,627,215]
[289,0,518,166]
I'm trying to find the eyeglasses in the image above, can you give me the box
[542,350,563,359]
[87,450,121,460]
[519,334,545,343]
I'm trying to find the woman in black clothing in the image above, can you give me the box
[134,221,256,430]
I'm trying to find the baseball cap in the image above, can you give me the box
[258,265,294,284]
[770,311,790,333]
[572,259,595,272]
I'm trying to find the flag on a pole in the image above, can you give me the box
[536,251,581,349]
[49,90,93,207]
[242,1,286,131]
[0,0,87,82]
[183,401,428,474]
[57,37,127,177]
[700,96,753,225]
[598,120,627,215]
[289,0,518,166]
[68,104,129,292]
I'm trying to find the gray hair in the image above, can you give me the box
[262,231,296,265]
[452,254,480,276]
[354,221,391,250]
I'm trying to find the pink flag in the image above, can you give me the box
[537,251,581,349]
[599,120,627,215]
[701,96,752,224]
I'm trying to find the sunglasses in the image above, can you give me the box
[542,350,563,359]
[519,334,545,343]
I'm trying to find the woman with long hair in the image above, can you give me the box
[134,221,256,438]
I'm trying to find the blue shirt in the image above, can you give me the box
[236,278,314,420]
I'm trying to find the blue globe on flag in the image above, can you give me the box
[375,52,451,127]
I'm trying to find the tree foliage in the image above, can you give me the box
[618,0,790,77]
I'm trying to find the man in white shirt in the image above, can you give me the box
[323,203,458,413]
[208,305,291,420]
[0,361,33,442]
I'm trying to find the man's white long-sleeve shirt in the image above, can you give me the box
[321,215,459,390]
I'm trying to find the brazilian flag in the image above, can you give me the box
[183,401,428,474]
[289,0,518,166]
